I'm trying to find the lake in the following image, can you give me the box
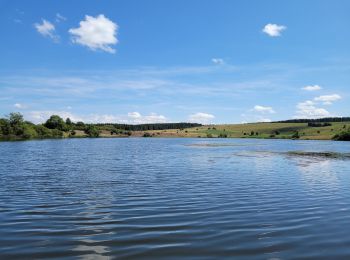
[1,138,350,259]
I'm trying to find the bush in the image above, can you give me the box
[292,131,300,139]
[34,125,52,138]
[333,131,350,141]
[22,125,38,139]
[143,132,151,137]
[84,125,100,137]
[44,115,67,131]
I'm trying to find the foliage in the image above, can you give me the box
[333,130,350,141]
[91,122,201,131]
[308,122,332,127]
[84,125,100,137]
[277,118,350,123]
[218,133,228,138]
[44,115,67,131]
[292,131,300,139]
[0,113,64,140]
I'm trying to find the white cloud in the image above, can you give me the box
[129,113,167,124]
[188,112,215,124]
[69,14,118,53]
[295,100,330,118]
[259,118,272,122]
[26,111,83,124]
[262,23,286,37]
[34,19,59,41]
[212,58,225,65]
[253,105,275,114]
[56,13,67,23]
[127,112,141,119]
[314,94,341,105]
[14,103,25,109]
[25,111,168,124]
[302,85,322,91]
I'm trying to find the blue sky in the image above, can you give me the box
[0,0,349,124]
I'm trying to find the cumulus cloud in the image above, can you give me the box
[314,94,341,105]
[262,23,286,37]
[69,14,118,53]
[253,105,275,114]
[302,85,322,91]
[211,58,225,65]
[34,19,59,41]
[128,112,167,124]
[26,111,83,124]
[188,112,215,124]
[295,100,330,118]
[25,110,167,124]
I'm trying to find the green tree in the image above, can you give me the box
[0,118,10,136]
[292,131,300,139]
[8,112,24,126]
[22,125,38,139]
[84,125,100,137]
[34,125,52,138]
[66,118,72,125]
[333,129,350,141]
[44,115,67,131]
[7,113,25,135]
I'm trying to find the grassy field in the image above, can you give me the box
[142,121,350,140]
[70,121,350,140]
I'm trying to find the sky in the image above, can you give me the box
[0,0,349,124]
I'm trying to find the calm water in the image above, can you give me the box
[1,138,350,259]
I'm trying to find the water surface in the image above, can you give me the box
[1,138,350,259]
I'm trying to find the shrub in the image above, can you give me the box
[44,115,67,131]
[292,131,300,139]
[333,131,350,141]
[84,125,100,137]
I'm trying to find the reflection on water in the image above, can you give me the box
[0,138,350,259]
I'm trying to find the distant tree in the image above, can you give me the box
[0,118,10,135]
[66,118,72,125]
[292,131,300,139]
[76,121,85,127]
[206,133,213,138]
[45,115,67,131]
[34,125,52,138]
[333,130,350,141]
[8,112,24,126]
[84,125,100,137]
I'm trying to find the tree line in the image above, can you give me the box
[0,113,202,140]
[0,113,63,140]
[275,117,350,123]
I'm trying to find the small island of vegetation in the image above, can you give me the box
[1,112,350,141]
